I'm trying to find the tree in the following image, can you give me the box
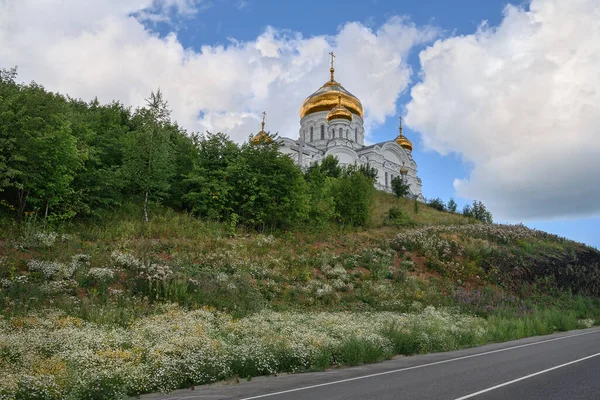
[427,197,446,212]
[0,75,82,220]
[121,90,174,222]
[304,163,336,226]
[315,155,342,178]
[227,140,308,230]
[447,198,457,213]
[463,200,493,223]
[183,132,240,220]
[391,176,410,198]
[330,165,376,227]
[67,98,132,216]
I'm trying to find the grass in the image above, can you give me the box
[0,198,599,398]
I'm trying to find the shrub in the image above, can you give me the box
[391,176,410,199]
[447,198,457,213]
[384,207,415,227]
[463,200,493,223]
[427,198,446,212]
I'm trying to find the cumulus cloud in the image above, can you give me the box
[0,0,437,144]
[406,0,600,220]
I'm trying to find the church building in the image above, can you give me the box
[254,53,424,201]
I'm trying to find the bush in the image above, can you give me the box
[447,198,457,213]
[463,200,493,223]
[330,166,375,227]
[391,176,410,198]
[384,207,415,227]
[427,198,446,212]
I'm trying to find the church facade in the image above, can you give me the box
[255,53,424,201]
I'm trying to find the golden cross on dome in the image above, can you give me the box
[329,51,336,81]
[261,111,266,130]
[399,116,404,136]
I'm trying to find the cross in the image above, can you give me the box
[399,116,403,127]
[329,51,335,69]
[261,111,266,129]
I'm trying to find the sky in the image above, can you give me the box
[1,0,599,248]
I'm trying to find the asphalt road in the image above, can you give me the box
[141,327,600,400]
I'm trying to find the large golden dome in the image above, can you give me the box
[300,55,363,119]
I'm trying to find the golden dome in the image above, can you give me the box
[300,52,363,119]
[326,92,353,122]
[251,111,273,145]
[395,116,413,152]
[400,161,409,175]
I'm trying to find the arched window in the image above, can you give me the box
[385,172,389,187]
[346,129,349,139]
[321,124,325,140]
[355,128,358,142]
[310,126,313,142]
[339,127,342,138]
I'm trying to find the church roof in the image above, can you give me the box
[299,52,363,119]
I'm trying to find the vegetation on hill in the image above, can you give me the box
[1,196,599,399]
[1,68,599,399]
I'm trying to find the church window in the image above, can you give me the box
[346,129,349,138]
[355,128,358,142]
[310,126,313,142]
[339,128,342,138]
[321,124,325,140]
[385,172,389,187]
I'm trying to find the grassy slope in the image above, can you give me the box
[1,193,599,398]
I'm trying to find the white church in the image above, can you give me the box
[252,53,424,201]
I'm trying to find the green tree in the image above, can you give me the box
[121,90,174,222]
[183,132,240,220]
[447,198,457,213]
[0,75,82,219]
[227,141,308,230]
[427,197,446,212]
[304,163,336,226]
[330,165,376,227]
[391,176,410,198]
[317,155,342,178]
[67,98,132,216]
[463,200,493,223]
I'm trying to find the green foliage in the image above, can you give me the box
[183,132,239,220]
[317,154,342,178]
[413,199,419,214]
[447,198,457,213]
[121,90,175,222]
[427,197,446,212]
[391,175,410,198]
[384,206,415,227]
[463,200,493,223]
[330,165,376,227]
[0,74,83,220]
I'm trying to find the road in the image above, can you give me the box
[141,327,600,400]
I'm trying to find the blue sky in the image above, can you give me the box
[2,0,598,248]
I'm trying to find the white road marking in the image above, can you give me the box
[452,351,600,400]
[239,329,600,400]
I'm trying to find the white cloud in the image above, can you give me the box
[406,0,600,221]
[0,0,436,144]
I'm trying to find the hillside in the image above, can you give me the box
[1,193,599,399]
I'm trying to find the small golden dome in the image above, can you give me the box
[400,161,409,175]
[395,116,413,152]
[326,93,353,122]
[251,111,273,145]
[300,52,363,119]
